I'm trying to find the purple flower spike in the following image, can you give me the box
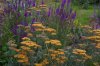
[20,21,28,26]
[27,0,32,7]
[11,25,18,35]
[18,0,21,4]
[20,2,25,9]
[96,24,100,29]
[17,12,21,17]
[24,12,28,17]
[60,11,67,20]
[41,0,44,4]
[11,21,28,38]
[71,12,76,20]
[67,0,71,7]
[56,8,60,15]
[47,7,52,17]
[61,0,66,8]
[12,5,18,11]
[24,11,32,17]
[31,18,35,24]
[69,8,72,14]
[32,1,36,7]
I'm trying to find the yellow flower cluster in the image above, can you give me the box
[7,40,20,52]
[73,49,86,55]
[44,28,56,33]
[14,54,29,64]
[14,37,41,65]
[87,36,100,40]
[95,43,100,48]
[32,22,56,35]
[21,41,41,48]
[48,49,67,63]
[27,33,33,37]
[93,62,100,66]
[45,39,62,46]
[81,25,92,29]
[83,54,92,60]
[26,3,48,13]
[32,22,45,28]
[35,59,49,66]
[73,49,92,60]
[21,37,41,48]
[86,29,100,49]
[15,20,64,65]
[22,37,31,41]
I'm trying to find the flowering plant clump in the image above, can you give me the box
[1,0,100,66]
[7,21,67,66]
[2,0,78,46]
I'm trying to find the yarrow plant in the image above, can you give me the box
[7,22,67,66]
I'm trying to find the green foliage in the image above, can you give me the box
[72,0,99,9]
[0,0,100,66]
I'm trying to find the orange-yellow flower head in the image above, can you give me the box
[73,49,86,55]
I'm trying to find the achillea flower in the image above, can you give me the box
[81,25,92,29]
[51,33,57,35]
[48,49,67,64]
[22,37,31,41]
[50,54,57,57]
[17,58,28,63]
[25,26,30,29]
[45,39,62,46]
[20,46,31,51]
[35,63,43,66]
[86,36,100,40]
[41,59,49,65]
[44,28,56,33]
[9,47,20,52]
[58,51,64,55]
[93,29,100,32]
[50,39,62,46]
[45,40,50,44]
[32,23,45,29]
[73,49,86,55]
[94,32,100,35]
[14,54,26,59]
[95,40,100,43]
[21,40,41,48]
[35,28,44,31]
[27,33,33,37]
[84,54,92,60]
[95,43,100,48]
